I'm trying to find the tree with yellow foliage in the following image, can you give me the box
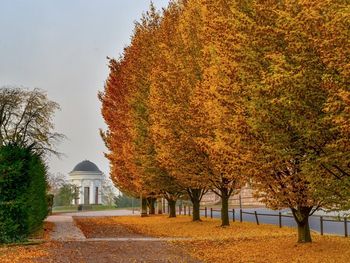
[149,0,211,221]
[189,0,255,226]
[244,0,349,243]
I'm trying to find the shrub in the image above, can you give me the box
[26,152,48,233]
[0,201,28,243]
[0,144,48,243]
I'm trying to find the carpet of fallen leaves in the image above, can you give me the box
[74,216,144,238]
[0,221,55,263]
[79,215,350,263]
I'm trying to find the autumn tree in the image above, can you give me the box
[99,58,143,207]
[100,4,185,217]
[298,0,350,210]
[189,0,256,226]
[243,0,348,243]
[149,0,211,221]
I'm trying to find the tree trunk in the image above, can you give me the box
[291,207,312,243]
[147,197,156,215]
[141,197,148,217]
[188,189,203,221]
[297,220,312,243]
[157,198,163,214]
[221,189,230,227]
[168,199,176,218]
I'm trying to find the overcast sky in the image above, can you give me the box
[0,0,170,177]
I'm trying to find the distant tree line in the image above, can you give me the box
[114,193,141,208]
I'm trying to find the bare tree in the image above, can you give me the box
[0,86,64,156]
[101,174,118,205]
[47,172,68,195]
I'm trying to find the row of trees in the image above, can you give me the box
[100,0,349,243]
[0,87,61,243]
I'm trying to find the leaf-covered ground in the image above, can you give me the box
[0,217,199,263]
[2,216,349,262]
[0,222,54,263]
[74,216,145,238]
[75,215,350,263]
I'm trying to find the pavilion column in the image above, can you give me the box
[90,181,94,205]
[80,180,84,205]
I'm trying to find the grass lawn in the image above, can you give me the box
[76,215,350,263]
[52,205,136,214]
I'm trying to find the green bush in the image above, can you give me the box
[0,201,28,243]
[0,144,48,243]
[26,153,48,233]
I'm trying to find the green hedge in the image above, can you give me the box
[0,201,28,243]
[0,145,48,243]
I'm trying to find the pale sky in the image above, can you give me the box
[0,0,170,177]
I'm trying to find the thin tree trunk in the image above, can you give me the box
[221,189,230,227]
[147,197,156,215]
[291,207,312,243]
[168,199,176,218]
[141,197,148,217]
[157,198,163,214]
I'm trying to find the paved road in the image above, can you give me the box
[198,207,349,236]
[62,209,140,217]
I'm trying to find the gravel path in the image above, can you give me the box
[46,215,86,241]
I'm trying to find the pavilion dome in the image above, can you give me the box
[71,160,101,173]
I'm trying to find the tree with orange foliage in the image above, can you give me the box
[149,0,211,221]
[99,57,142,200]
[100,4,185,217]
[189,0,255,226]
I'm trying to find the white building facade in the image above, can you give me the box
[69,160,103,205]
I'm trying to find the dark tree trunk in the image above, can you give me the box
[188,188,203,221]
[291,207,312,243]
[147,197,156,215]
[157,198,163,214]
[297,220,312,243]
[141,197,148,217]
[168,199,176,218]
[192,198,201,221]
[221,189,230,227]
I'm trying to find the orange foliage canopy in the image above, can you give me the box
[100,0,349,238]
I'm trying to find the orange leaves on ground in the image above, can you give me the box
[0,221,55,263]
[0,243,51,263]
[85,215,350,263]
[74,217,142,238]
[182,235,350,263]
[102,215,295,239]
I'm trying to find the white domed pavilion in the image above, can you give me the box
[69,160,103,205]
